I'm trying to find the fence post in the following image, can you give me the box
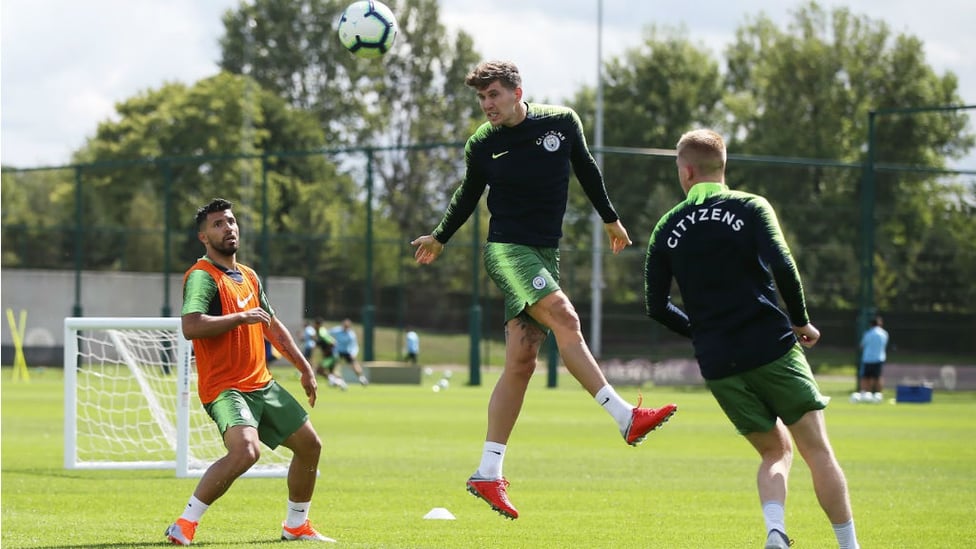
[362,149,375,362]
[72,166,84,317]
[161,161,173,317]
[469,204,481,386]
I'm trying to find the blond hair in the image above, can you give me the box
[676,129,726,176]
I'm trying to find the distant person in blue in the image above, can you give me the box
[329,318,368,386]
[404,329,420,365]
[301,320,317,361]
[857,315,890,403]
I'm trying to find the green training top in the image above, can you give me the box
[432,103,619,248]
[643,182,809,380]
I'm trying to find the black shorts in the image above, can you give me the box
[860,362,884,378]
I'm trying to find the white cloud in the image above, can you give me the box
[1,0,973,167]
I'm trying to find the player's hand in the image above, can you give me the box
[300,369,318,407]
[411,234,444,264]
[604,220,633,254]
[793,323,821,348]
[238,307,271,326]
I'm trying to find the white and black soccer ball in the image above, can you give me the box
[337,0,398,59]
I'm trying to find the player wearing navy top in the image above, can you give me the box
[411,61,676,520]
[644,129,859,549]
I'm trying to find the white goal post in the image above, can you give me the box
[64,317,292,477]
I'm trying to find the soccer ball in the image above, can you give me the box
[337,0,398,59]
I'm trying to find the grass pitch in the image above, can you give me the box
[2,367,975,548]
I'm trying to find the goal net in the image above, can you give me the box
[63,317,291,477]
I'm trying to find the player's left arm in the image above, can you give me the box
[264,316,318,407]
[254,274,318,405]
[753,197,810,328]
[567,109,620,225]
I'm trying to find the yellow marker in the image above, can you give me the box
[6,309,30,382]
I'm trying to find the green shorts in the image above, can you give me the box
[705,345,830,435]
[204,380,308,449]
[484,242,560,325]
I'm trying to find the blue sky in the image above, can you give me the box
[2,0,974,167]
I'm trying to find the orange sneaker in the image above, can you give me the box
[165,518,197,546]
[623,397,677,446]
[466,476,518,519]
[281,520,336,543]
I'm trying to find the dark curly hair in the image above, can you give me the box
[194,198,233,230]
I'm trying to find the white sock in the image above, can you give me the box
[832,519,859,549]
[285,500,311,529]
[475,441,506,479]
[595,385,633,430]
[762,500,786,535]
[180,495,209,523]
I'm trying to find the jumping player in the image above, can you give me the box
[411,60,677,520]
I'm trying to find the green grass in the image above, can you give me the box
[321,320,974,376]
[3,368,976,548]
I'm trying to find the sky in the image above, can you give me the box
[2,0,974,168]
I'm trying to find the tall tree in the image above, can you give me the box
[70,72,352,279]
[220,0,478,233]
[723,1,974,311]
[218,0,485,295]
[567,26,723,302]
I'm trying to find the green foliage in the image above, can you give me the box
[3,371,975,548]
[570,25,723,234]
[2,1,974,317]
[721,2,975,311]
[217,0,486,296]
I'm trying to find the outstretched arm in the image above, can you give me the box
[411,235,445,264]
[604,220,633,254]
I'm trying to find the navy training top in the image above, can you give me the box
[432,102,618,248]
[643,182,810,380]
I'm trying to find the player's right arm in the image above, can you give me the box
[643,218,693,338]
[181,269,269,339]
[412,137,488,263]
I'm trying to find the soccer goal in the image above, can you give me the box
[64,317,291,478]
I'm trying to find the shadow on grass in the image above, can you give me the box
[29,543,290,549]
[2,468,173,481]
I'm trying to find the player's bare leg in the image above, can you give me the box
[466,317,542,519]
[277,421,334,542]
[527,291,676,444]
[786,410,854,525]
[746,421,793,548]
[486,317,544,443]
[166,426,261,545]
[526,292,606,395]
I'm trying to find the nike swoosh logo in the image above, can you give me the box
[237,292,253,308]
[492,151,509,159]
[601,397,610,406]
[488,450,502,455]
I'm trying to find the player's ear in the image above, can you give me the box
[514,86,523,101]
